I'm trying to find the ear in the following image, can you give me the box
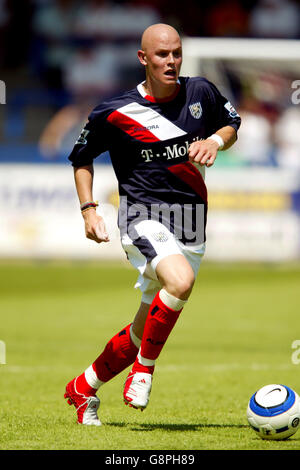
[137,49,147,67]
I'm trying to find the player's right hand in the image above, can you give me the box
[82,211,110,243]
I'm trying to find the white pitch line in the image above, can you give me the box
[159,363,296,372]
[1,363,296,373]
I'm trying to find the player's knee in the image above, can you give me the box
[156,254,195,300]
[165,275,195,300]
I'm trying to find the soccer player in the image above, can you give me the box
[64,23,241,425]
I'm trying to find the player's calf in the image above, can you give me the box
[123,288,186,411]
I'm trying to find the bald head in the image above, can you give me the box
[138,23,182,98]
[141,23,181,53]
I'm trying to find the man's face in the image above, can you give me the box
[139,32,182,88]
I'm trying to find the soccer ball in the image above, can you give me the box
[247,384,300,440]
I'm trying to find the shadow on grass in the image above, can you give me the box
[106,422,249,432]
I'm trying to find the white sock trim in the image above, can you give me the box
[137,348,156,367]
[130,324,142,348]
[84,365,104,390]
[159,288,187,311]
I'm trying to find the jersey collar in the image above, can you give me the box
[137,80,181,103]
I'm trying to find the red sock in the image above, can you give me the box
[93,323,139,382]
[75,323,139,395]
[75,373,97,396]
[132,292,182,374]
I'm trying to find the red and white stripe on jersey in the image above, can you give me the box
[136,81,181,103]
[107,101,187,143]
[168,161,207,203]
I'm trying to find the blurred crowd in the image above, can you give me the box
[1,0,300,167]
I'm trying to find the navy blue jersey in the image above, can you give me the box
[69,76,241,247]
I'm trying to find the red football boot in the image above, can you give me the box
[64,377,101,426]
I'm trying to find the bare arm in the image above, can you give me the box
[188,125,237,167]
[73,165,109,243]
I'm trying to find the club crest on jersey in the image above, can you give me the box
[152,231,169,242]
[189,102,202,119]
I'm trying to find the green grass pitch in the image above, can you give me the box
[1,260,300,450]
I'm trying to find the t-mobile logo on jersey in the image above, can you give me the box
[141,136,202,163]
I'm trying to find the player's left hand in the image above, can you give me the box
[188,138,219,167]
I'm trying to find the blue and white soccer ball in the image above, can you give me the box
[247,384,300,440]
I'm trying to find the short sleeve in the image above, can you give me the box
[68,105,113,167]
[205,80,241,134]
